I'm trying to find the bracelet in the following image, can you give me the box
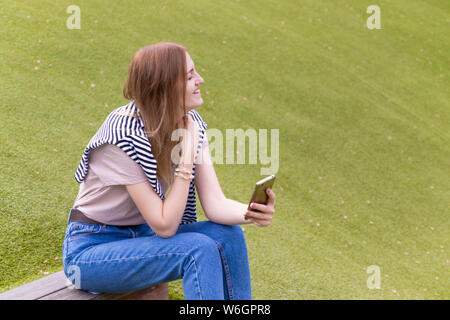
[175,172,194,180]
[174,172,194,180]
[175,167,192,174]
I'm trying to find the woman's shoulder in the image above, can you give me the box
[90,144,143,173]
[94,103,146,142]
[89,144,148,186]
[93,143,133,158]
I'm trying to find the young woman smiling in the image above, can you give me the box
[63,41,276,300]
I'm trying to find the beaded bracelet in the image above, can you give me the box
[175,167,192,174]
[174,172,194,180]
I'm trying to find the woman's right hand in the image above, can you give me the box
[180,115,200,164]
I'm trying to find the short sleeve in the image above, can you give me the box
[89,144,148,186]
[202,131,208,147]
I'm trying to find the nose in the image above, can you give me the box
[196,73,204,85]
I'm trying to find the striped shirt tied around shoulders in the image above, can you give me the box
[74,101,208,224]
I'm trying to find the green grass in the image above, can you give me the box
[0,0,448,299]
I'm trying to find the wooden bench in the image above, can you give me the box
[0,271,168,300]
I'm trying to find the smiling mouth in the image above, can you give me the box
[193,89,201,94]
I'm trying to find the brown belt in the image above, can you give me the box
[70,208,138,229]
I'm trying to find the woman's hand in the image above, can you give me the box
[179,115,200,165]
[245,188,276,227]
[186,115,200,149]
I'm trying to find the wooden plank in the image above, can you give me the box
[94,282,169,300]
[0,271,69,300]
[41,283,169,300]
[39,287,99,300]
[94,283,169,300]
[0,270,170,300]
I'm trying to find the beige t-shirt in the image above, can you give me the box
[73,137,207,226]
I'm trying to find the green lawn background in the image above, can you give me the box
[0,0,448,299]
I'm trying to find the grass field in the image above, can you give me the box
[0,0,448,299]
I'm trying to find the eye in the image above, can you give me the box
[188,75,193,80]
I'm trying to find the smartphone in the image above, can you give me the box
[245,175,276,219]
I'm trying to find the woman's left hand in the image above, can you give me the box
[245,188,276,227]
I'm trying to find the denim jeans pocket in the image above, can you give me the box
[63,222,106,263]
[66,222,105,242]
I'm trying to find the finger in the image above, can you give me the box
[246,210,272,220]
[265,188,276,206]
[247,217,261,226]
[249,202,266,212]
[249,202,274,215]
[248,218,270,227]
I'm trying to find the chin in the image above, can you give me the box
[186,101,203,111]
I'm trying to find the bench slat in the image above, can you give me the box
[1,270,170,300]
[0,271,69,300]
[39,287,98,300]
[41,283,169,300]
[94,283,169,300]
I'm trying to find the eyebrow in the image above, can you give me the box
[187,67,194,74]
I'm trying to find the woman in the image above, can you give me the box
[63,41,276,300]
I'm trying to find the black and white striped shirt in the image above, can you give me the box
[74,101,208,224]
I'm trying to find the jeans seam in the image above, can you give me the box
[214,241,234,300]
[71,252,189,264]
[188,254,202,300]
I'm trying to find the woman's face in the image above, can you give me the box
[184,52,204,111]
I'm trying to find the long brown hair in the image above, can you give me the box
[123,42,188,185]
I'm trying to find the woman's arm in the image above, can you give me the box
[194,142,253,225]
[126,116,200,238]
[126,163,193,238]
[195,141,276,226]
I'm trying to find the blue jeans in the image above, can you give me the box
[62,208,252,300]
